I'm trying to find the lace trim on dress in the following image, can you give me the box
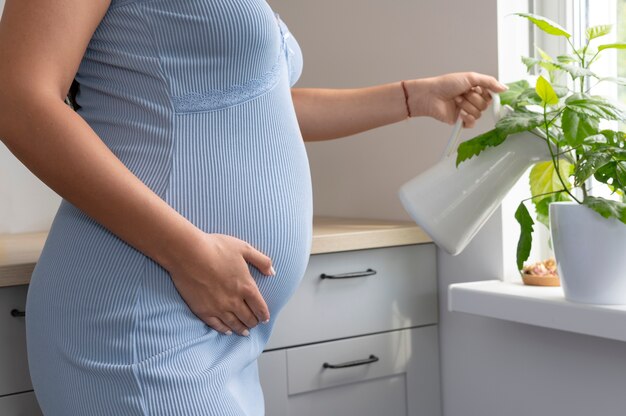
[171,13,292,114]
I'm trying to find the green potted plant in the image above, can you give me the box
[456,13,626,304]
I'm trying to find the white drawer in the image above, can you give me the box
[286,326,434,395]
[267,244,437,349]
[259,326,441,416]
[0,286,33,396]
[285,326,441,416]
[0,391,42,416]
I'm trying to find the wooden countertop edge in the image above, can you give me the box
[0,217,432,287]
[0,264,36,288]
[310,226,432,254]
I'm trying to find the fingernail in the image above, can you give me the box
[269,266,276,276]
[225,330,232,336]
[262,318,270,324]
[242,329,250,336]
[500,83,509,90]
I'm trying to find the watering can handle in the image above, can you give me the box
[442,90,503,160]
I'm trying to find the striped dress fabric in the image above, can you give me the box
[25,1,311,415]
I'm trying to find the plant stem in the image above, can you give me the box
[577,37,593,199]
[522,189,568,204]
[567,38,583,62]
[543,104,581,204]
[554,146,580,157]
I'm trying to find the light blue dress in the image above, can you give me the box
[25,1,312,415]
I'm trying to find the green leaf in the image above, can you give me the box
[574,151,613,185]
[529,161,573,228]
[456,128,507,166]
[522,56,541,72]
[530,161,573,198]
[557,54,578,64]
[533,48,560,82]
[565,94,626,121]
[586,24,613,40]
[583,196,626,224]
[499,80,529,106]
[598,76,626,86]
[515,202,535,270]
[551,62,596,79]
[513,88,543,106]
[582,133,610,145]
[594,161,626,189]
[495,112,544,134]
[516,13,571,38]
[536,46,553,62]
[534,193,570,228]
[535,75,559,105]
[540,62,561,81]
[598,43,626,51]
[561,108,599,147]
[512,85,567,107]
[599,129,626,145]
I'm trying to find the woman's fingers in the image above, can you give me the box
[244,287,271,324]
[207,285,269,336]
[234,298,260,330]
[205,316,233,335]
[464,88,490,111]
[241,242,275,277]
[167,233,275,338]
[459,110,477,128]
[456,97,482,119]
[474,86,493,101]
[221,311,251,336]
[467,72,508,93]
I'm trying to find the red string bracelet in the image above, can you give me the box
[400,80,412,119]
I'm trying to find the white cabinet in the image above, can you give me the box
[0,285,33,395]
[0,392,42,416]
[260,243,441,416]
[0,235,439,415]
[259,326,441,416]
[0,285,41,415]
[266,244,438,350]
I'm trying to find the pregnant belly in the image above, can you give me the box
[26,87,312,364]
[166,99,313,313]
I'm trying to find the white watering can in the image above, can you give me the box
[398,93,552,255]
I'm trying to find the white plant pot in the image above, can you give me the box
[550,201,626,305]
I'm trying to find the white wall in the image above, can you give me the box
[271,1,626,416]
[269,0,499,220]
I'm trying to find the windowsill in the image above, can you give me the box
[449,280,626,342]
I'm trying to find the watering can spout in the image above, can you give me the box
[398,95,551,255]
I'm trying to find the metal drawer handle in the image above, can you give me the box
[10,309,26,318]
[320,268,377,280]
[323,354,379,369]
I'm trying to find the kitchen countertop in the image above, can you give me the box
[0,216,431,287]
[309,216,431,254]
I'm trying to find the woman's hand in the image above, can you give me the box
[167,231,275,337]
[406,72,508,128]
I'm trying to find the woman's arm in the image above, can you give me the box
[0,0,273,336]
[292,72,508,142]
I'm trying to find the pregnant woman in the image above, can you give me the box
[0,0,505,414]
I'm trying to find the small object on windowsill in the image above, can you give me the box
[521,258,560,287]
